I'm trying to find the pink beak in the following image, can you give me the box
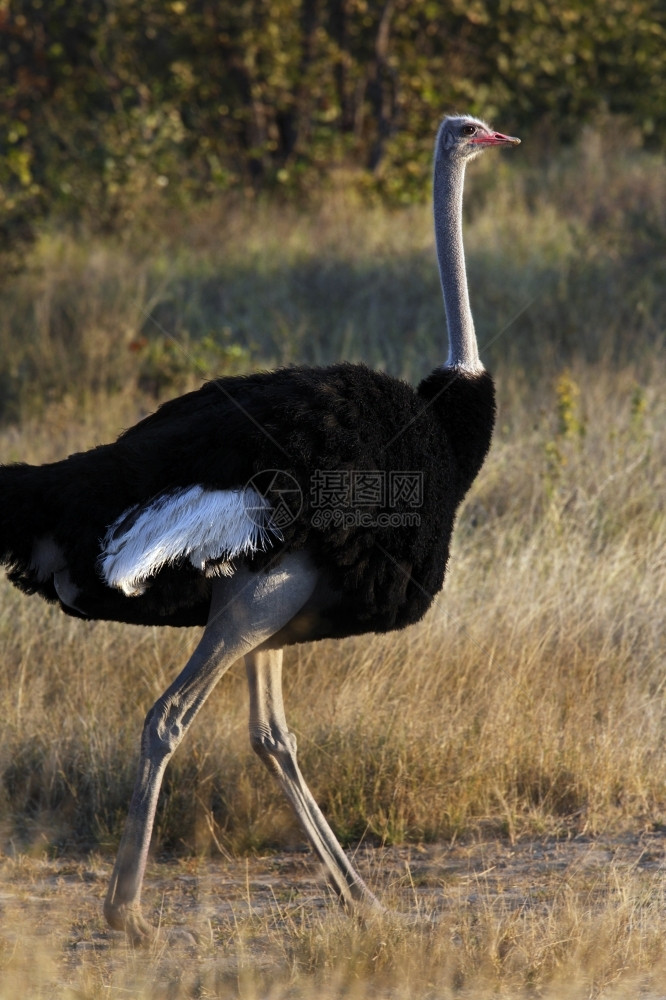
[470,131,521,146]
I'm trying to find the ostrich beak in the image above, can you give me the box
[471,131,521,146]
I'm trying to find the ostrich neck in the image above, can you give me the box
[433,155,482,372]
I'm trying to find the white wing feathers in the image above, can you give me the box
[99,485,280,596]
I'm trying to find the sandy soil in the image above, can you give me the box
[2,832,666,997]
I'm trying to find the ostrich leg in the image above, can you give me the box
[246,647,383,913]
[104,620,234,944]
[104,555,318,943]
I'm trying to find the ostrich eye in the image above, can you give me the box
[461,125,477,136]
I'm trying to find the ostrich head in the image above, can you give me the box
[436,115,520,164]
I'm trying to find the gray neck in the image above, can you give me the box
[433,152,482,372]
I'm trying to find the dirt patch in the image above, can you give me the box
[2,833,666,998]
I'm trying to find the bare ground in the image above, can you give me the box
[2,833,666,998]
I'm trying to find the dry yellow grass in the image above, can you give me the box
[2,840,666,999]
[1,131,665,994]
[1,360,663,856]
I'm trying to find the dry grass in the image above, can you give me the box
[2,124,664,421]
[0,128,665,995]
[2,841,666,999]
[1,363,663,855]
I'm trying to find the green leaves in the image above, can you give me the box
[0,0,664,251]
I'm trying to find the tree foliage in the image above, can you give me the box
[0,0,664,248]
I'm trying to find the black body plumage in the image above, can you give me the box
[0,362,495,642]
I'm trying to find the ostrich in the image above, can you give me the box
[0,115,519,942]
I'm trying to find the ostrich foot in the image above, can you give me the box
[103,901,156,946]
[104,903,200,948]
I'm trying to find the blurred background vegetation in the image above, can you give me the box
[0,0,664,424]
[0,0,665,860]
[1,0,664,252]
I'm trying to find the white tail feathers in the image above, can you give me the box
[99,485,280,596]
